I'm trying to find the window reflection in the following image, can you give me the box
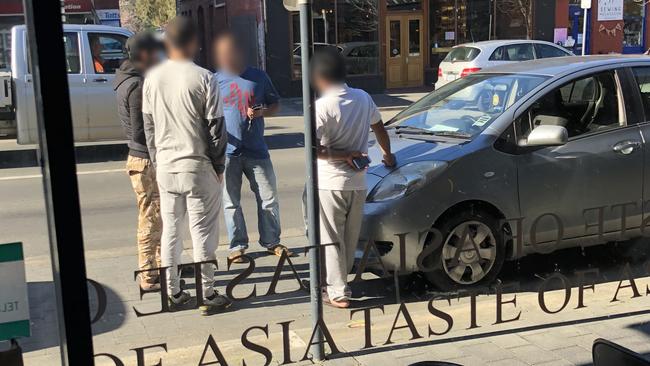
[291,0,379,77]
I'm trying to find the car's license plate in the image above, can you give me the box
[445,74,457,81]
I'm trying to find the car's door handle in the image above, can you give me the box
[92,78,108,83]
[613,140,641,155]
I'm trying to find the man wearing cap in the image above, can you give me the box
[113,32,163,291]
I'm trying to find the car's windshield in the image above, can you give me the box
[390,73,548,138]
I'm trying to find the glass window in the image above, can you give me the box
[390,73,548,138]
[631,67,650,118]
[0,29,10,70]
[443,46,481,62]
[624,0,644,49]
[63,32,81,74]
[389,20,401,58]
[489,43,534,61]
[517,71,620,140]
[408,19,421,56]
[291,0,379,77]
[534,43,571,58]
[88,33,128,74]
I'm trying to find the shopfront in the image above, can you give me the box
[267,0,555,96]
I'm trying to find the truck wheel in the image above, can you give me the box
[424,209,505,291]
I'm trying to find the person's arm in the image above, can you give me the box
[205,75,228,179]
[143,113,156,166]
[316,144,363,170]
[141,80,156,166]
[127,84,145,147]
[371,121,396,167]
[248,72,281,119]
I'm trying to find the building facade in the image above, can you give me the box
[0,0,121,69]
[178,0,649,96]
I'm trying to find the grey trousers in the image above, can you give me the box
[308,189,366,301]
[158,169,222,298]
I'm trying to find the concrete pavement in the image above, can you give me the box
[16,237,650,366]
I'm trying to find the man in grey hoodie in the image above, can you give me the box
[113,32,162,291]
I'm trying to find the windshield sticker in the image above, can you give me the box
[473,115,491,127]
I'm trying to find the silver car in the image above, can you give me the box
[362,55,650,290]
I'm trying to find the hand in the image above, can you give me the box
[247,107,263,120]
[345,151,364,170]
[382,153,396,168]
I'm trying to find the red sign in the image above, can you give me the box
[0,0,93,15]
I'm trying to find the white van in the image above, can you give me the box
[6,24,132,144]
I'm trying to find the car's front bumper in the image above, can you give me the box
[359,188,444,273]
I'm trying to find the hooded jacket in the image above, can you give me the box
[113,60,149,159]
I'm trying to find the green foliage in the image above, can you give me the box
[123,0,176,32]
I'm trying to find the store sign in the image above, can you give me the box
[598,0,623,21]
[0,242,30,341]
[97,9,121,27]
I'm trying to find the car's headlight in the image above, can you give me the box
[367,161,448,202]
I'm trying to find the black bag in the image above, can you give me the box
[0,339,24,366]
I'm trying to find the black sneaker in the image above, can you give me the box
[199,293,232,316]
[168,290,192,310]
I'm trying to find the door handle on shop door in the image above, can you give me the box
[613,140,641,155]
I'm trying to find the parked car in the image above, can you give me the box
[339,42,379,75]
[4,24,132,144]
[435,40,573,90]
[362,55,650,290]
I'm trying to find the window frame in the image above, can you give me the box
[85,31,129,75]
[504,68,630,152]
[489,43,535,62]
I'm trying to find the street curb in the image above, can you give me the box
[0,143,128,169]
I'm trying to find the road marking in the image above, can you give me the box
[0,168,124,181]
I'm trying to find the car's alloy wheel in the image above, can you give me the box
[441,220,497,285]
[423,208,505,291]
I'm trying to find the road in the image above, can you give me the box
[0,112,399,258]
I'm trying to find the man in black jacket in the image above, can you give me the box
[113,32,162,291]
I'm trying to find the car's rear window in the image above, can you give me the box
[443,47,481,62]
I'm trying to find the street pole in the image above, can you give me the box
[299,0,325,361]
[581,8,588,56]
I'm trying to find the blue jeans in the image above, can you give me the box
[223,156,281,252]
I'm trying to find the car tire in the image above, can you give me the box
[423,208,506,291]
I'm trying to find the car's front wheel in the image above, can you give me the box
[424,209,505,291]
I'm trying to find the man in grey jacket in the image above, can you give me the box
[143,17,231,315]
[113,32,162,291]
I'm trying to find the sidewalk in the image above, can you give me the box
[18,236,650,366]
[276,88,431,117]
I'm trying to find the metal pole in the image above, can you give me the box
[581,8,588,56]
[299,0,324,361]
[23,0,95,364]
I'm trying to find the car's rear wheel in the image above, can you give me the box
[424,209,506,291]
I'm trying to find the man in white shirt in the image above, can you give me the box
[142,16,231,315]
[310,48,395,308]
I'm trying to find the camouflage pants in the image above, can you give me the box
[127,155,162,284]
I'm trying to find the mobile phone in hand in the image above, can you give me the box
[352,156,371,170]
[248,104,264,130]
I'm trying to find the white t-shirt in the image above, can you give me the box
[315,84,382,190]
[142,59,222,173]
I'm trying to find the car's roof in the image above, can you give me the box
[477,55,650,76]
[14,24,131,34]
[455,39,560,50]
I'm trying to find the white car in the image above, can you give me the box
[435,40,572,89]
[7,24,133,144]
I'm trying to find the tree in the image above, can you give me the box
[497,0,534,40]
[120,0,176,32]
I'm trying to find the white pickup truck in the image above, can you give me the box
[0,24,133,144]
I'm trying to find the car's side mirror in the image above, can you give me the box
[523,124,568,147]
